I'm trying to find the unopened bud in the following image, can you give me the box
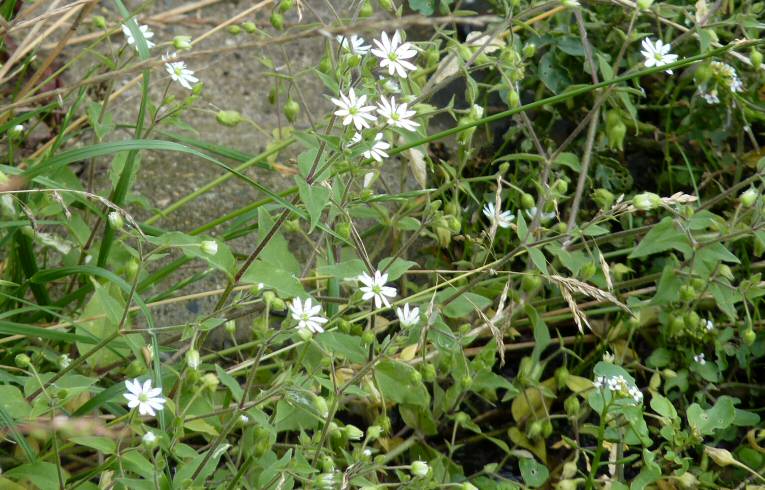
[15,353,31,368]
[173,35,192,50]
[108,211,124,230]
[705,446,737,467]
[225,320,236,334]
[633,192,661,211]
[411,460,429,477]
[200,240,218,255]
[216,110,243,127]
[93,16,107,29]
[227,25,241,35]
[142,431,159,449]
[740,188,758,208]
[201,373,220,390]
[344,424,364,440]
[186,349,200,370]
[637,0,653,9]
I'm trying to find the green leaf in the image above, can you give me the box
[554,152,581,171]
[318,259,366,280]
[538,51,571,94]
[649,393,678,420]
[241,260,306,297]
[5,462,66,489]
[315,332,367,364]
[527,247,549,275]
[436,290,492,318]
[0,385,33,419]
[296,177,330,232]
[76,283,127,368]
[69,436,116,455]
[215,365,244,402]
[686,396,736,435]
[379,257,418,281]
[519,457,549,488]
[629,218,692,259]
[408,0,435,15]
[147,232,236,279]
[375,359,430,407]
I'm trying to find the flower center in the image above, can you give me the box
[654,53,663,61]
[174,67,183,76]
[138,393,149,403]
[388,53,398,62]
[301,313,309,321]
[349,107,358,115]
[392,113,400,121]
[372,285,382,295]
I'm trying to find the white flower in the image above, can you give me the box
[239,414,250,424]
[13,124,24,133]
[629,385,644,403]
[694,353,706,365]
[165,60,198,90]
[380,77,401,93]
[396,303,420,327]
[602,351,615,363]
[358,270,397,308]
[704,319,714,331]
[331,88,377,131]
[124,378,166,417]
[289,297,327,334]
[122,22,156,49]
[561,0,581,7]
[482,202,515,228]
[362,133,390,162]
[59,354,71,369]
[377,96,419,131]
[142,431,157,444]
[525,206,556,223]
[730,76,743,93]
[348,132,363,146]
[200,240,218,255]
[411,460,429,477]
[711,62,744,92]
[371,31,418,78]
[337,34,371,55]
[640,38,679,74]
[593,376,605,389]
[699,88,720,104]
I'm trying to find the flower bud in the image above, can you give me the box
[366,425,382,440]
[561,461,578,479]
[521,192,535,209]
[705,446,737,467]
[200,240,218,255]
[508,89,520,108]
[676,471,699,489]
[192,82,204,96]
[633,192,660,211]
[526,420,543,440]
[216,110,243,127]
[142,431,159,449]
[107,211,124,230]
[743,328,756,346]
[344,424,364,440]
[316,473,337,490]
[378,0,395,11]
[15,353,31,368]
[679,284,697,302]
[270,12,285,30]
[555,366,570,389]
[740,187,758,207]
[284,98,300,123]
[553,178,569,194]
[313,396,329,418]
[579,262,597,280]
[227,25,241,35]
[751,48,763,70]
[173,35,192,50]
[270,296,286,311]
[225,320,236,334]
[461,484,479,490]
[522,42,536,59]
[649,372,662,391]
[279,0,294,11]
[361,330,376,345]
[186,349,201,370]
[242,21,257,34]
[201,373,220,390]
[606,110,626,151]
[360,0,374,16]
[9,124,24,139]
[93,15,107,29]
[411,460,429,477]
[564,396,580,417]
[637,0,653,9]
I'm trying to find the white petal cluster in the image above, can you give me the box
[289,297,328,334]
[357,270,397,308]
[483,201,515,229]
[711,61,743,93]
[525,206,556,223]
[640,38,679,74]
[694,353,706,365]
[377,97,419,131]
[331,88,377,131]
[164,58,199,90]
[371,31,418,78]
[704,319,714,331]
[362,133,391,162]
[593,374,643,403]
[122,22,156,49]
[337,34,371,55]
[124,378,166,416]
[396,303,420,327]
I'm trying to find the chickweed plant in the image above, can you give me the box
[0,0,764,488]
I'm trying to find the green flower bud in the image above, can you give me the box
[564,396,580,417]
[684,311,700,329]
[270,297,286,312]
[284,98,300,123]
[508,89,520,108]
[192,82,204,96]
[555,366,570,389]
[694,63,712,84]
[649,372,662,391]
[743,328,756,346]
[526,420,543,440]
[344,424,364,440]
[740,188,758,207]
[455,411,470,426]
[201,373,220,390]
[361,330,375,345]
[461,483,479,490]
[633,192,661,211]
[107,211,124,230]
[751,48,763,70]
[422,363,436,382]
[521,192,535,209]
[173,35,192,50]
[522,42,536,59]
[142,431,159,449]
[360,0,374,16]
[319,54,332,73]
[606,110,626,151]
[676,471,699,489]
[579,262,597,280]
[15,353,31,368]
[522,274,543,293]
[216,110,243,127]
[377,415,391,433]
[366,425,382,440]
[561,461,578,479]
[225,320,236,334]
[347,53,361,68]
[200,240,218,255]
[637,0,653,9]
[279,0,294,12]
[270,12,285,30]
[93,15,107,29]
[242,21,257,33]
[186,349,201,370]
[313,396,329,418]
[378,0,395,12]
[679,284,697,302]
[669,314,685,336]
[553,179,569,194]
[411,460,430,478]
[227,25,241,35]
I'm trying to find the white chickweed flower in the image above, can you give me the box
[357,270,397,308]
[525,206,556,223]
[289,297,327,334]
[348,132,363,147]
[704,319,714,331]
[482,202,515,228]
[371,31,418,78]
[165,60,199,90]
[396,303,421,327]
[142,431,157,444]
[122,22,156,49]
[124,378,166,417]
[362,133,390,162]
[694,353,706,365]
[640,38,679,74]
[698,88,720,104]
[239,414,250,424]
[376,96,420,131]
[593,376,605,389]
[337,34,371,55]
[331,88,377,131]
[59,354,71,369]
[363,172,376,189]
